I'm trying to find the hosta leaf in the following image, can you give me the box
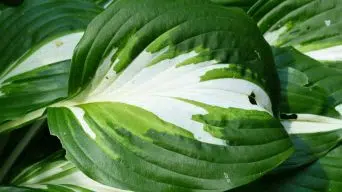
[47,0,293,191]
[0,0,102,77]
[0,0,102,132]
[249,0,342,62]
[274,47,342,117]
[230,144,342,192]
[68,0,279,107]
[48,103,292,191]
[0,61,70,133]
[3,151,127,192]
[274,47,342,170]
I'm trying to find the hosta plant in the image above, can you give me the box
[0,0,341,192]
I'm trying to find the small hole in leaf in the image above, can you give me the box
[280,113,298,120]
[248,92,257,105]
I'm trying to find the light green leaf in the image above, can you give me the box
[249,0,342,62]
[47,0,293,191]
[3,151,127,192]
[0,0,103,132]
[273,47,342,170]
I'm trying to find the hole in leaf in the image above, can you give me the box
[248,92,257,105]
[280,113,298,120]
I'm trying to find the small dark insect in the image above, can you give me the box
[0,0,24,6]
[280,113,298,120]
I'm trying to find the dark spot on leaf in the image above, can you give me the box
[304,81,313,87]
[248,92,257,105]
[280,113,298,120]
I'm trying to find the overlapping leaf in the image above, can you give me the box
[248,0,342,62]
[47,0,293,191]
[273,47,342,170]
[0,152,126,192]
[0,0,101,78]
[0,0,102,133]
[0,61,70,133]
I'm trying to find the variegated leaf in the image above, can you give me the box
[273,47,342,170]
[248,0,342,62]
[2,152,127,192]
[47,0,293,191]
[0,61,70,133]
[0,0,102,133]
